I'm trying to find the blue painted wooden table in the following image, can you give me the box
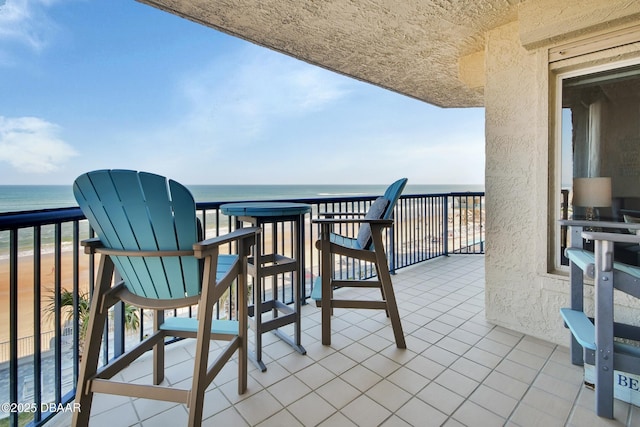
[221,202,312,371]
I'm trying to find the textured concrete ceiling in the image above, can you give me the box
[138,0,523,108]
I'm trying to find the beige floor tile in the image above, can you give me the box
[410,326,445,344]
[396,397,448,427]
[435,336,472,357]
[276,350,316,373]
[365,379,412,412]
[318,351,359,376]
[483,370,529,400]
[462,346,503,369]
[532,372,581,402]
[266,375,311,407]
[509,402,568,427]
[316,377,361,409]
[449,356,492,383]
[505,348,548,371]
[362,353,401,377]
[452,400,506,427]
[447,327,483,346]
[387,366,432,395]
[89,401,139,427]
[520,387,573,420]
[317,411,359,427]
[341,395,392,427]
[434,368,480,398]
[201,387,233,419]
[516,336,555,359]
[132,398,179,422]
[140,404,188,426]
[341,364,382,392]
[287,392,336,426]
[468,384,518,418]
[416,381,465,415]
[202,407,249,427]
[495,358,538,384]
[90,392,132,416]
[359,332,395,352]
[474,337,513,358]
[405,353,447,380]
[233,390,283,425]
[340,341,377,363]
[249,360,290,388]
[255,409,303,427]
[295,361,336,389]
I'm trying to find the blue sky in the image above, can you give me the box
[0,0,485,186]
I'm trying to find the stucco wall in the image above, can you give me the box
[484,21,568,344]
[484,17,640,346]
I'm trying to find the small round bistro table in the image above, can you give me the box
[220,202,311,371]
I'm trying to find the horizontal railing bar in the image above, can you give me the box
[0,207,84,231]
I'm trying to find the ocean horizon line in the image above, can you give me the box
[0,183,485,214]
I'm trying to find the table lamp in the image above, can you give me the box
[572,177,612,220]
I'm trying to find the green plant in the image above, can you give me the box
[0,411,33,427]
[47,288,140,352]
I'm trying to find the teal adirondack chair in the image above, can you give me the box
[312,178,408,348]
[71,170,258,427]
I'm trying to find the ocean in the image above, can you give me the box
[0,184,483,213]
[0,184,484,258]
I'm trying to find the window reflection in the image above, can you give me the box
[560,64,640,266]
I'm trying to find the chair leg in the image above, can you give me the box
[72,256,114,427]
[187,267,217,427]
[153,310,165,385]
[374,263,390,318]
[377,265,406,348]
[237,268,248,394]
[371,225,406,349]
[319,229,332,345]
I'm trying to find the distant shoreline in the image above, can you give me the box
[0,183,485,213]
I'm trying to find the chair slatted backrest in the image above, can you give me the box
[73,170,201,299]
[382,178,408,220]
[355,178,408,250]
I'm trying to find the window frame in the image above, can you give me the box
[551,56,640,271]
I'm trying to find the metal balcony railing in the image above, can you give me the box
[0,192,484,427]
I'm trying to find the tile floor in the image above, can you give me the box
[50,255,640,426]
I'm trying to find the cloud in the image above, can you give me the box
[176,45,352,145]
[0,0,62,52]
[0,116,77,172]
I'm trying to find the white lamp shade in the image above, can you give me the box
[572,177,612,207]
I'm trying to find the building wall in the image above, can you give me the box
[483,4,640,345]
[484,21,565,343]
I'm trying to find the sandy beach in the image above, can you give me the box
[0,250,92,355]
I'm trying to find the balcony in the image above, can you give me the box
[1,192,637,426]
[44,255,638,426]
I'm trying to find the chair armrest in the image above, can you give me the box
[193,227,260,258]
[560,219,640,231]
[581,231,640,244]
[317,211,367,218]
[81,237,103,254]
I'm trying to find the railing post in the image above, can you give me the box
[443,195,449,256]
[33,226,43,424]
[9,229,18,427]
[389,212,396,275]
[114,271,125,359]
[54,223,62,404]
